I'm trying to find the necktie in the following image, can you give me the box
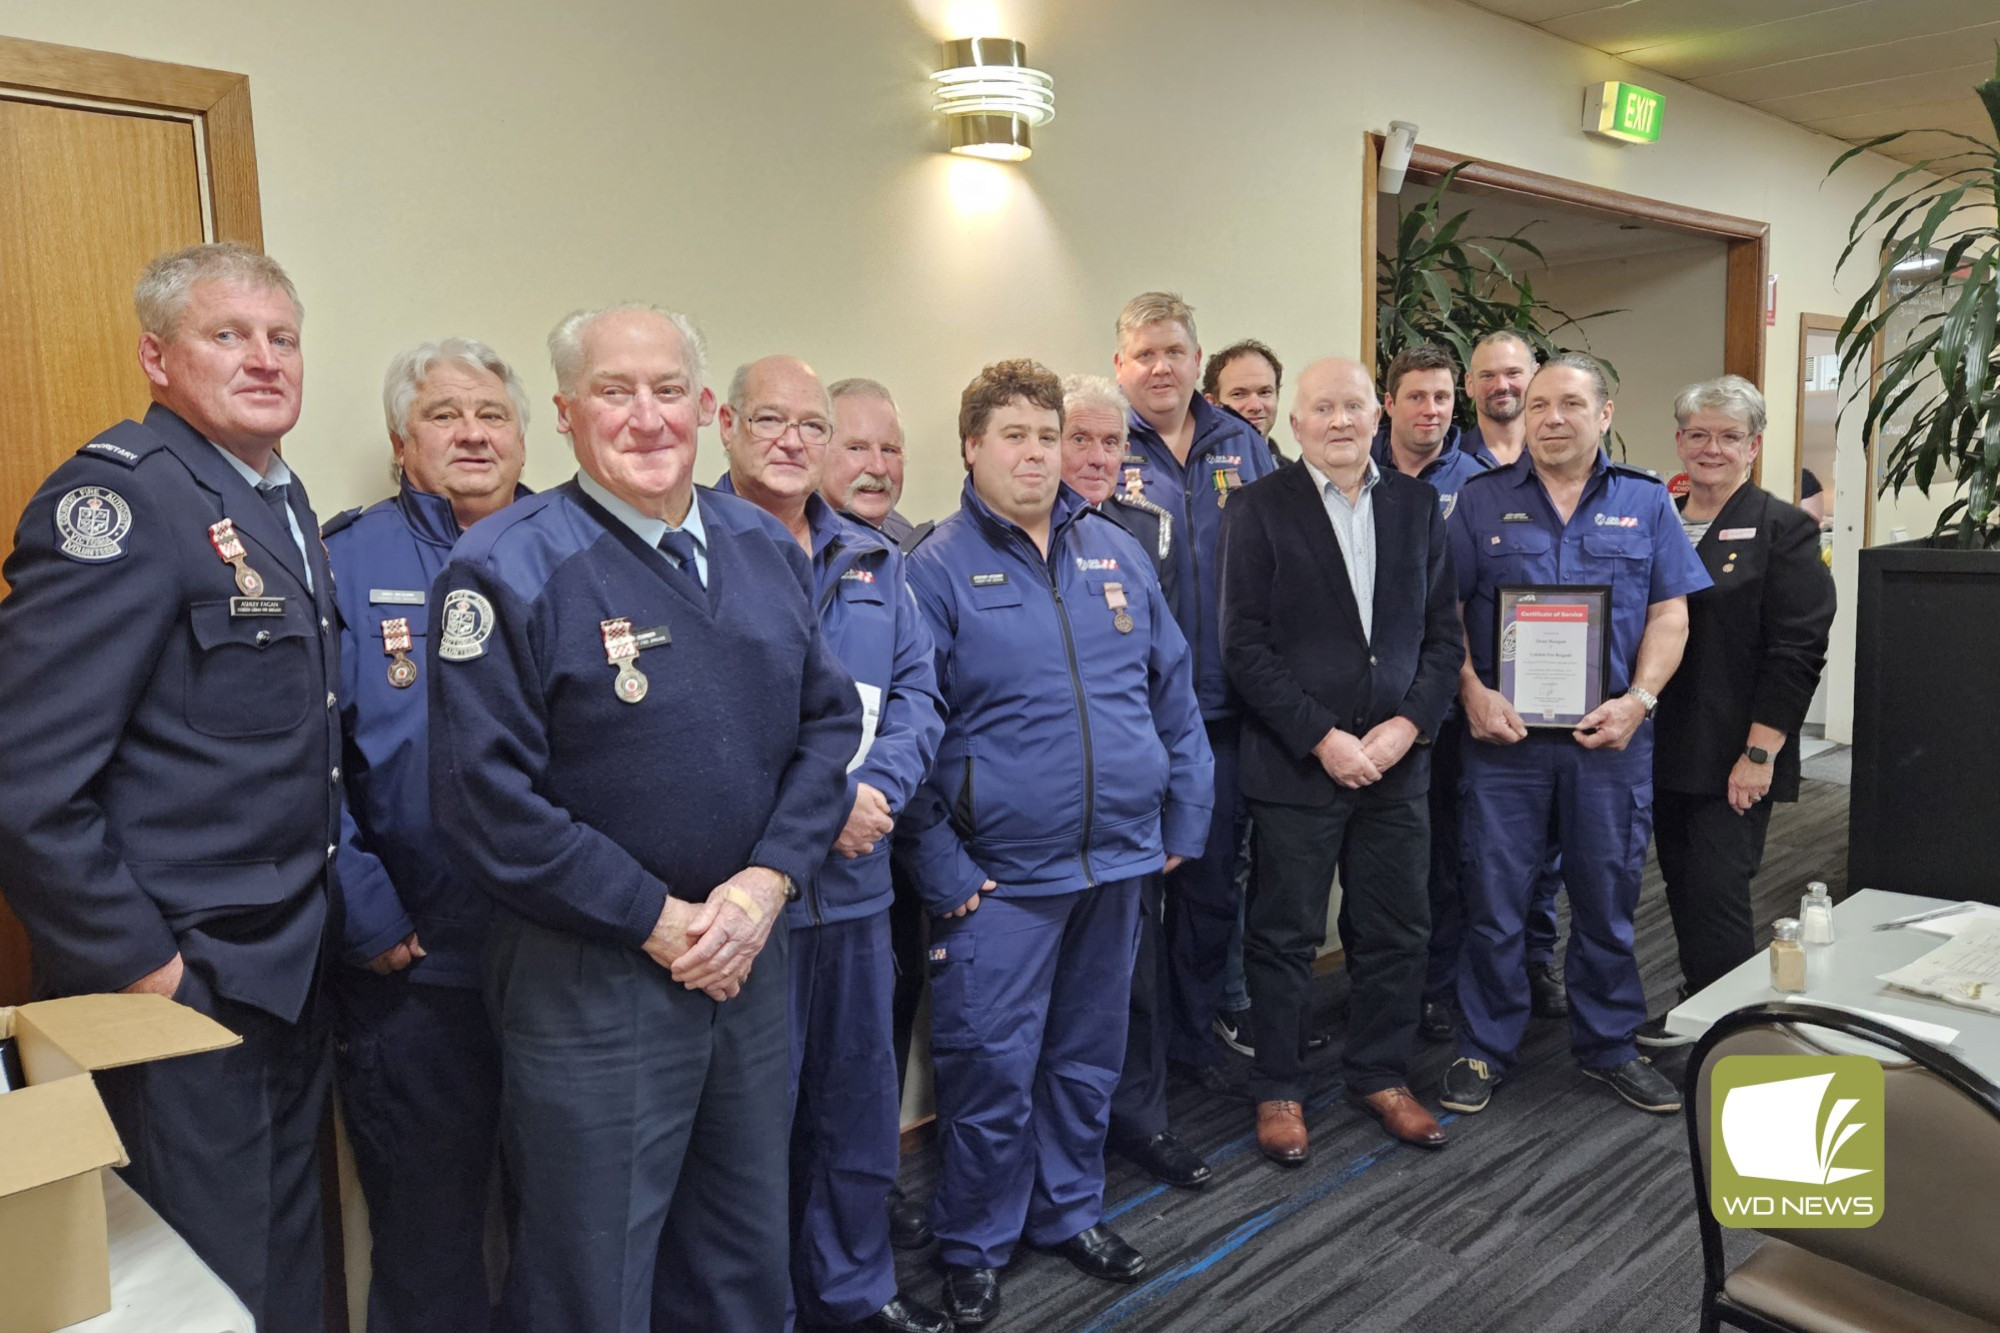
[660,529,704,590]
[258,482,291,528]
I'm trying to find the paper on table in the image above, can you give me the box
[1878,921,2000,1016]
[1814,1004,1961,1047]
[1911,902,2000,938]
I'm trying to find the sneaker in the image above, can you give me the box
[1634,1014,1695,1048]
[1582,1057,1682,1113]
[1439,1057,1497,1114]
[1211,1007,1255,1057]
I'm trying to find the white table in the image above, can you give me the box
[58,1172,252,1332]
[1665,888,2000,1080]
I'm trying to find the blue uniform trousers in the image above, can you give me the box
[485,910,791,1333]
[1109,873,1169,1142]
[332,969,502,1333]
[97,965,331,1333]
[1423,720,1563,1003]
[1456,732,1654,1074]
[929,878,1142,1268]
[787,913,901,1326]
[1164,717,1246,1065]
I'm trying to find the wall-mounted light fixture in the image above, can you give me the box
[932,38,1054,162]
[1377,120,1419,194]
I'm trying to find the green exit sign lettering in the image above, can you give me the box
[1584,81,1665,144]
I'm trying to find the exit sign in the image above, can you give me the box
[1584,81,1665,144]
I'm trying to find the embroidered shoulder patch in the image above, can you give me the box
[54,486,132,562]
[437,588,496,661]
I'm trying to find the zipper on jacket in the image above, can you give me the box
[1031,537,1097,889]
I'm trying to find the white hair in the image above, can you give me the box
[829,377,903,430]
[1674,373,1767,435]
[1062,372,1131,425]
[547,304,707,396]
[134,242,301,340]
[383,338,530,439]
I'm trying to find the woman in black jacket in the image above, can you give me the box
[1640,375,1836,1044]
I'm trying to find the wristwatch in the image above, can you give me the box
[1624,685,1658,718]
[780,872,800,902]
[1744,745,1773,765]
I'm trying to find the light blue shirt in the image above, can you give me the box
[212,444,312,591]
[1303,455,1380,643]
[577,470,708,585]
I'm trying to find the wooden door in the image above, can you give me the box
[0,38,263,1006]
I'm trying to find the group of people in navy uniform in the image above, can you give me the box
[0,245,1834,1333]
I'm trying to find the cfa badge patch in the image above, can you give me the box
[55,486,133,562]
[438,588,496,661]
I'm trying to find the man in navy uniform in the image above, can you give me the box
[1111,292,1275,1089]
[906,359,1213,1328]
[1058,372,1209,1193]
[1371,343,1567,1040]
[1441,353,1709,1118]
[713,355,948,1333]
[321,337,531,1332]
[0,242,338,1330]
[427,304,861,1333]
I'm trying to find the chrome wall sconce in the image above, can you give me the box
[931,37,1054,162]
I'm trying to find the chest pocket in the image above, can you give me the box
[837,577,887,607]
[967,582,1025,613]
[1084,576,1149,637]
[1482,524,1553,585]
[1579,530,1651,601]
[187,599,316,738]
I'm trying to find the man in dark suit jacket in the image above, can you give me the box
[1221,357,1463,1164]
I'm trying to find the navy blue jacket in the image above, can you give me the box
[1371,420,1490,520]
[427,480,862,946]
[903,479,1214,913]
[323,481,528,987]
[712,480,944,927]
[0,405,339,1021]
[1221,461,1464,805]
[1123,395,1276,718]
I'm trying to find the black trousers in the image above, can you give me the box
[1245,791,1430,1104]
[1109,872,1169,1142]
[1654,788,1777,994]
[97,964,332,1333]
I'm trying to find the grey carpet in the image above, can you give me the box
[890,776,1852,1331]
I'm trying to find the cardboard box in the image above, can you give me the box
[0,993,238,1333]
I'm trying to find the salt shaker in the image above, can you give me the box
[1800,881,1835,945]
[1770,918,1807,993]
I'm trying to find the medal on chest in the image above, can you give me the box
[207,517,268,597]
[1104,580,1133,633]
[601,617,649,704]
[1212,466,1243,508]
[381,616,418,689]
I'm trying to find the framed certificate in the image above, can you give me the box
[1496,585,1612,729]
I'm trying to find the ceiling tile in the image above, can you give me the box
[1541,0,1850,56]
[1797,99,1996,141]
[1689,24,2000,102]
[1618,0,2000,80]
[1465,0,1616,24]
[1754,61,1996,121]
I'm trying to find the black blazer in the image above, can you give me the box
[1220,461,1463,805]
[1654,484,1835,802]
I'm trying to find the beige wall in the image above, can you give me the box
[1532,244,1730,479]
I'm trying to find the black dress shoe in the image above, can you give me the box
[886,1187,933,1250]
[1046,1223,1148,1283]
[1419,999,1455,1042]
[1115,1129,1212,1189]
[940,1265,1000,1327]
[1171,1057,1252,1104]
[1527,961,1569,1018]
[859,1293,953,1333]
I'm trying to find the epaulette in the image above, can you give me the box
[1608,461,1666,484]
[898,519,938,555]
[1462,466,1511,485]
[1109,491,1174,562]
[74,420,163,469]
[319,506,364,540]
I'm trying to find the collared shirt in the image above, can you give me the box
[213,444,313,590]
[1303,455,1381,643]
[576,469,708,585]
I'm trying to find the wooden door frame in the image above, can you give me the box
[1363,133,1771,480]
[0,35,262,246]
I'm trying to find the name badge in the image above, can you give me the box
[971,573,1008,587]
[370,588,426,605]
[1718,527,1757,541]
[601,617,648,703]
[1501,512,1534,523]
[633,626,672,651]
[230,596,287,618]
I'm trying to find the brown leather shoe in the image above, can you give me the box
[1349,1086,1448,1149]
[1256,1099,1309,1165]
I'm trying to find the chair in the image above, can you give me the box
[1682,1001,2000,1333]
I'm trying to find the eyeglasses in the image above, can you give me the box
[746,411,832,446]
[1679,429,1752,448]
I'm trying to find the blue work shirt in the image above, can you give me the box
[903,479,1214,913]
[1122,394,1275,718]
[1372,420,1489,520]
[1450,451,1711,695]
[323,480,529,986]
[712,479,945,927]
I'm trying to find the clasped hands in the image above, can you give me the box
[1313,716,1418,789]
[643,865,788,1002]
